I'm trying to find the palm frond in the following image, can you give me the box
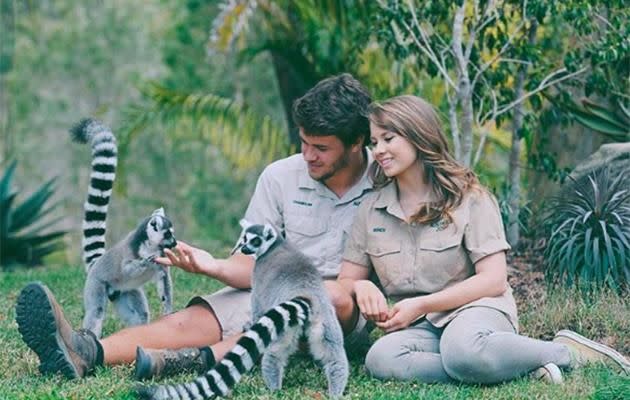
[209,0,259,54]
[118,82,291,181]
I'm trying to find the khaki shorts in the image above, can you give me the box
[187,287,252,338]
[187,286,371,344]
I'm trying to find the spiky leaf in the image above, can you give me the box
[0,162,67,268]
[543,166,630,295]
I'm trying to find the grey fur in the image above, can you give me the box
[72,119,176,338]
[137,221,348,399]
[246,221,349,398]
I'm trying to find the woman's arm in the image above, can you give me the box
[338,260,389,322]
[377,251,508,332]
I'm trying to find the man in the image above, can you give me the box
[16,73,374,380]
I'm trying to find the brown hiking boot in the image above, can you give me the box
[15,282,104,379]
[134,346,215,380]
[553,330,630,374]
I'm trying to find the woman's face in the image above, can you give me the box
[369,121,418,178]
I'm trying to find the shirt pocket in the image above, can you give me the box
[284,215,328,248]
[366,240,402,294]
[418,234,467,289]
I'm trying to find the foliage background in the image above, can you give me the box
[0,0,628,398]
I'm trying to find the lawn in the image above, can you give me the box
[0,264,628,400]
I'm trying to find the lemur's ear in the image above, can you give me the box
[152,207,165,217]
[263,224,277,241]
[239,219,252,229]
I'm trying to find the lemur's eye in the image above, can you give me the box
[251,237,262,247]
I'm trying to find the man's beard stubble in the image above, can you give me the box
[312,149,351,183]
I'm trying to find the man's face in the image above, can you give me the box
[300,128,352,182]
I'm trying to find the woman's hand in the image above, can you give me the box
[154,241,219,277]
[354,280,389,322]
[376,297,426,333]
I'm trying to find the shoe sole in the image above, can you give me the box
[134,347,152,381]
[533,363,563,384]
[15,282,80,379]
[555,329,630,374]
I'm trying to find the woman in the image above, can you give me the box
[338,95,629,384]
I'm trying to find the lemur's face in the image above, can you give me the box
[146,208,177,251]
[233,221,278,259]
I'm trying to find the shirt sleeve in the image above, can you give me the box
[342,198,372,268]
[463,190,511,264]
[233,165,284,249]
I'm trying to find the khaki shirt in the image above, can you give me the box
[343,182,518,330]
[242,153,373,278]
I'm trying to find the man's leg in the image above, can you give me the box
[16,283,243,379]
[134,287,252,380]
[102,303,222,365]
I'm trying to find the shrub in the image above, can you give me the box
[542,167,630,294]
[0,161,67,268]
[494,183,533,238]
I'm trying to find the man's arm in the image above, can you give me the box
[155,241,255,289]
[155,162,284,289]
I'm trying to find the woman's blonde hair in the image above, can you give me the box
[368,95,480,224]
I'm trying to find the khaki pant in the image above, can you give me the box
[188,286,370,344]
[365,306,572,384]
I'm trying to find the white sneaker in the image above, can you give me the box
[553,329,630,374]
[531,363,563,384]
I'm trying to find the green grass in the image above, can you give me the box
[1,265,628,399]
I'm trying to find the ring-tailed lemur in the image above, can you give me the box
[71,118,177,338]
[136,220,349,400]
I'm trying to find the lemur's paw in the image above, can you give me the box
[144,255,157,264]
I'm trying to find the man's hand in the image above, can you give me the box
[154,241,219,277]
[354,280,389,322]
[376,297,426,333]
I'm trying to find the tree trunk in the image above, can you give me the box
[270,51,317,148]
[507,73,526,247]
[460,84,474,166]
[507,21,538,247]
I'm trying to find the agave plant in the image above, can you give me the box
[543,167,630,294]
[562,98,629,142]
[0,161,66,267]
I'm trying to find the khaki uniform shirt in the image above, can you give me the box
[343,182,518,330]
[242,153,373,278]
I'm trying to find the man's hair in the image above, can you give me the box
[292,73,372,147]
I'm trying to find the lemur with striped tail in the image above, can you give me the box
[71,118,177,338]
[136,220,349,400]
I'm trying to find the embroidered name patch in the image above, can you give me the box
[292,200,313,207]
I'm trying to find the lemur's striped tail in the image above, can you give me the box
[70,118,117,270]
[136,297,312,400]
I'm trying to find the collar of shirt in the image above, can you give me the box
[296,148,374,205]
[373,181,406,221]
